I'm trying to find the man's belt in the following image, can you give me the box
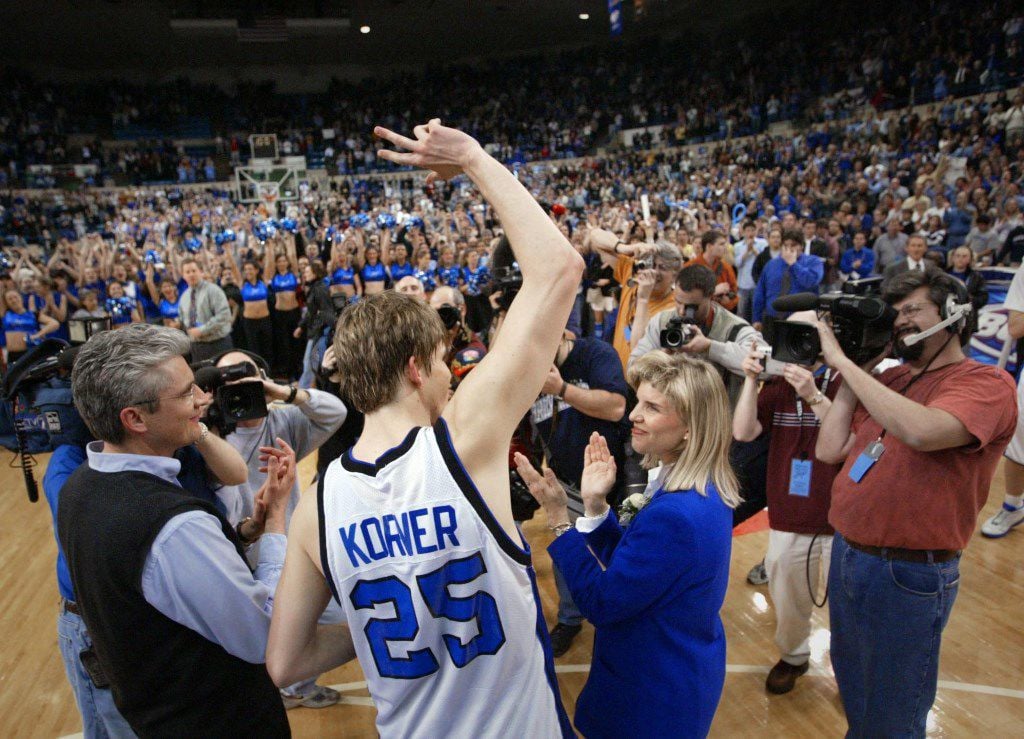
[844,537,959,564]
[62,598,82,616]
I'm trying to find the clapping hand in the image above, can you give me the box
[255,437,297,507]
[513,452,569,528]
[580,432,615,517]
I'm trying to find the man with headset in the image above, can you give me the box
[212,348,347,709]
[814,267,1017,736]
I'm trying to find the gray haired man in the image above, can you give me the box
[58,324,305,737]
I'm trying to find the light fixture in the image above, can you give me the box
[360,25,371,34]
[579,13,590,20]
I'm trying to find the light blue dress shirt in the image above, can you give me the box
[86,442,286,664]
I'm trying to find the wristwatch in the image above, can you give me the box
[550,522,573,537]
[236,517,260,546]
[806,391,826,406]
[194,421,210,445]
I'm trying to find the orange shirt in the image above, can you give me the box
[612,255,676,371]
[686,254,739,312]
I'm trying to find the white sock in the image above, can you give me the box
[1005,494,1024,509]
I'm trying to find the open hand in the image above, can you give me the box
[580,432,615,517]
[375,119,481,183]
[512,452,569,527]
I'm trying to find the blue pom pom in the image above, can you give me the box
[376,213,397,229]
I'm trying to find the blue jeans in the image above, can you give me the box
[57,607,136,739]
[298,338,316,389]
[828,534,960,738]
[553,563,583,626]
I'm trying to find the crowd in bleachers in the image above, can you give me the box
[1,0,1022,187]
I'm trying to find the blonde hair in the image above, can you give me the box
[627,351,741,508]
[333,291,447,413]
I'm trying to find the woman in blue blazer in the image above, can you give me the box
[516,352,740,738]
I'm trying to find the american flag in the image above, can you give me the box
[237,16,288,43]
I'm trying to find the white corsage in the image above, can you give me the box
[618,492,651,526]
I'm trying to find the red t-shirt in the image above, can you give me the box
[756,371,844,535]
[829,359,1017,551]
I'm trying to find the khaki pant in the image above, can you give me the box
[765,528,832,666]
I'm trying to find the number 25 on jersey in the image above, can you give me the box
[350,553,506,679]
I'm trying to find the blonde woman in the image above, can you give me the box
[516,351,739,739]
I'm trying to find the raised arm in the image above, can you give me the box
[377,120,583,536]
[285,234,299,274]
[144,263,161,304]
[262,239,276,283]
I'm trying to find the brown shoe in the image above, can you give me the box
[765,659,810,694]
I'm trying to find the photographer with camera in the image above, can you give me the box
[57,324,300,737]
[429,286,487,380]
[732,311,844,695]
[589,228,681,370]
[529,329,630,656]
[628,264,762,408]
[814,268,1017,736]
[211,348,346,709]
[211,349,346,532]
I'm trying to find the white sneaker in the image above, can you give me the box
[981,503,1024,538]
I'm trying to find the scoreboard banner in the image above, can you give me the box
[969,267,1018,376]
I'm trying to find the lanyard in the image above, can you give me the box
[794,367,831,459]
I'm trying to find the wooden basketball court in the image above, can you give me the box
[2,452,1022,737]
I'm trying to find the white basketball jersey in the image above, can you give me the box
[319,420,572,739]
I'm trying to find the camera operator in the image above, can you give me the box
[429,286,487,377]
[57,324,302,737]
[213,350,346,529]
[732,311,844,696]
[814,268,1017,736]
[628,264,762,408]
[529,329,629,656]
[212,348,347,709]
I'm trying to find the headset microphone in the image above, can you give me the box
[901,302,972,347]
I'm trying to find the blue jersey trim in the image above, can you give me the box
[340,426,420,476]
[432,419,532,567]
[527,566,577,738]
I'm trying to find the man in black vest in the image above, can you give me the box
[58,324,341,737]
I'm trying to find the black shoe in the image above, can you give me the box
[765,659,810,694]
[549,623,582,657]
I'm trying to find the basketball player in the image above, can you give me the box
[267,120,583,738]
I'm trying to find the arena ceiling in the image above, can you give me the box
[0,0,701,73]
